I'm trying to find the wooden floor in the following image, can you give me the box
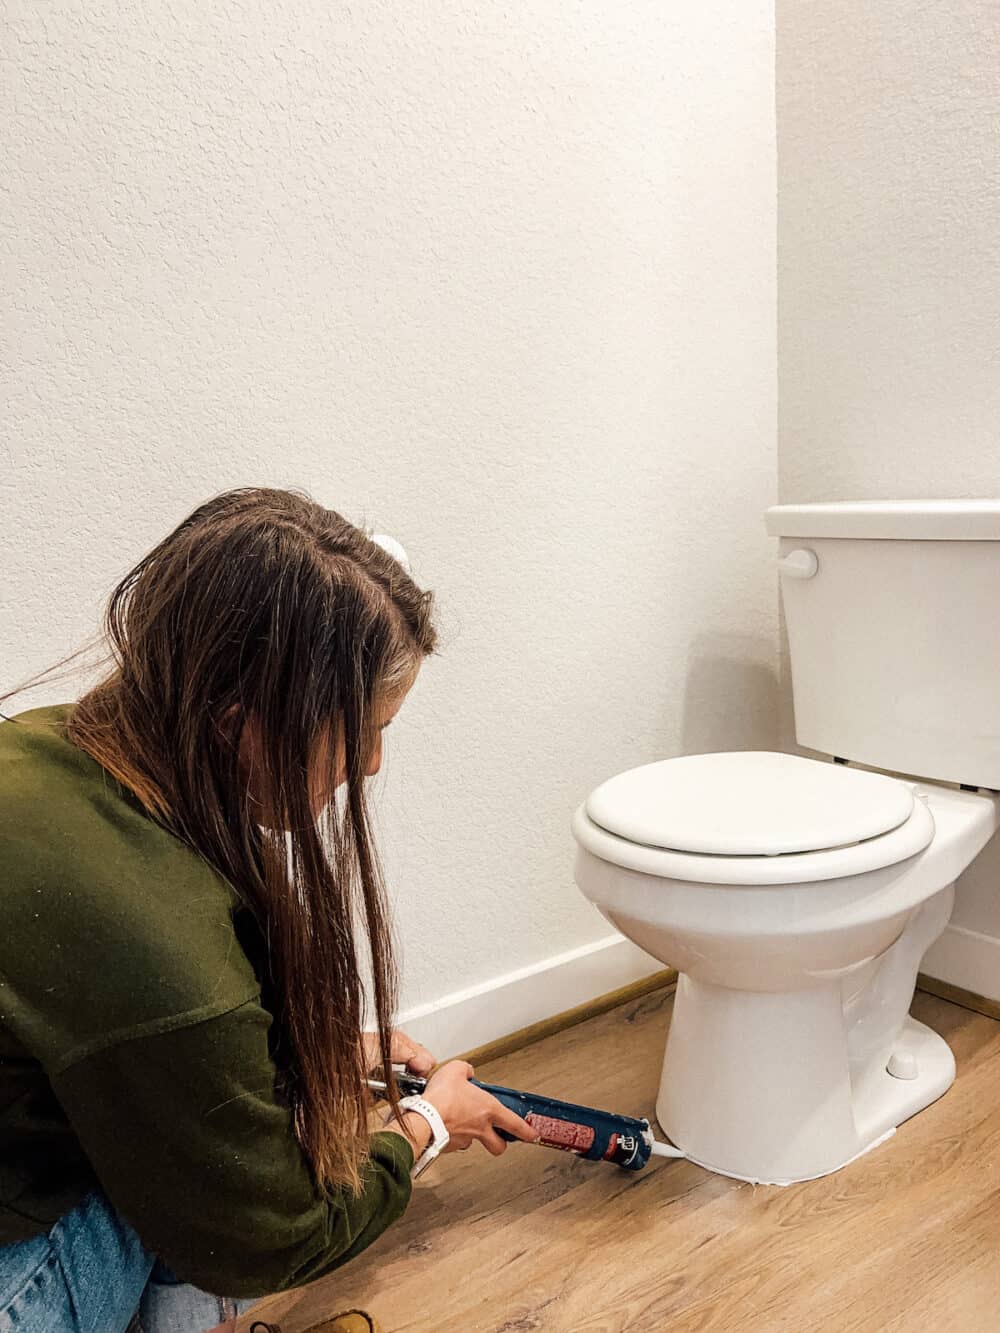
[240,987,1000,1332]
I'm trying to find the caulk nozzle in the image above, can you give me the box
[649,1139,686,1160]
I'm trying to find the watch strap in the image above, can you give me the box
[392,1095,449,1177]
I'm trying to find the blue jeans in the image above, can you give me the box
[0,1192,261,1333]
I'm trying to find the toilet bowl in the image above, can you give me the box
[571,500,1000,1184]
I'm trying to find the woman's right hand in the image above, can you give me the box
[422,1061,541,1157]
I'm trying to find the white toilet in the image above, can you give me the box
[572,500,1000,1185]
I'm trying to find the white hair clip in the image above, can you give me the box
[370,532,412,574]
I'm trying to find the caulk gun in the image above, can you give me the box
[368,1067,684,1171]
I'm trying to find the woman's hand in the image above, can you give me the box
[362,1028,435,1077]
[422,1061,541,1157]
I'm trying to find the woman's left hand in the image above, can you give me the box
[362,1028,435,1077]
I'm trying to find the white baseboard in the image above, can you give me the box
[397,934,663,1060]
[921,923,1000,1006]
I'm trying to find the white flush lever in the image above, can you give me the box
[778,548,819,579]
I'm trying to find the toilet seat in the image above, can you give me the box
[576,751,935,885]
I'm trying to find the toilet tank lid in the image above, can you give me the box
[766,499,1000,541]
[584,752,917,857]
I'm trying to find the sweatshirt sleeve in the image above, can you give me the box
[49,997,413,1297]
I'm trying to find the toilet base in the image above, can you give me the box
[849,1014,955,1157]
[673,1125,898,1188]
[655,973,956,1185]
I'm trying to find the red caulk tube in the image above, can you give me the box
[368,1068,682,1170]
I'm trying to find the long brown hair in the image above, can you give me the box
[10,487,437,1192]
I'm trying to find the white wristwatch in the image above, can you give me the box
[390,1095,450,1178]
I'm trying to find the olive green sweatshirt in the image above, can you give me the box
[0,705,413,1297]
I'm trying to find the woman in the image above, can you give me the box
[0,488,536,1333]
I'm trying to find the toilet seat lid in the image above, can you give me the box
[584,751,916,856]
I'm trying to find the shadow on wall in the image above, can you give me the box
[776,610,802,755]
[678,633,779,757]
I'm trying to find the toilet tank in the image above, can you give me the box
[766,501,1000,790]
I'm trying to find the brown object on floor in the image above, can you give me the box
[240,985,1000,1332]
[249,1314,381,1333]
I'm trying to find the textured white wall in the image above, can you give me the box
[2,2,777,1020]
[778,0,1000,501]
[777,0,1000,975]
